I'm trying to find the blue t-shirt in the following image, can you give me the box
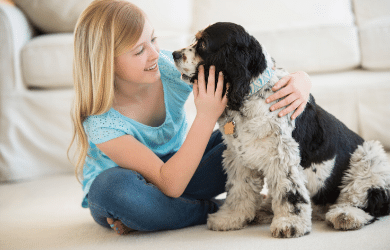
[81,50,192,208]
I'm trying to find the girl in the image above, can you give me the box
[70,0,312,235]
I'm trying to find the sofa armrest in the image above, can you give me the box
[0,3,34,92]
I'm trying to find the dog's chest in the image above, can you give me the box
[218,91,295,167]
[219,97,271,142]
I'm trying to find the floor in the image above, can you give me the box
[1,174,390,250]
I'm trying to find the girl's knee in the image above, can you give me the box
[88,167,141,206]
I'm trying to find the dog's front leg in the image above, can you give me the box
[266,164,312,238]
[265,140,312,238]
[207,148,264,231]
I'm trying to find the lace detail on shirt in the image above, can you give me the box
[84,112,127,145]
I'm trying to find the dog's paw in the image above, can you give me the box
[270,216,311,238]
[207,211,247,231]
[325,205,374,230]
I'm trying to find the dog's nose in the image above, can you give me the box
[172,51,182,60]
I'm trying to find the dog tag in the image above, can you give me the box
[224,121,235,135]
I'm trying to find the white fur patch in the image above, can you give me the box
[304,157,336,197]
[337,140,390,207]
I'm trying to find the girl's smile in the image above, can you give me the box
[144,62,158,71]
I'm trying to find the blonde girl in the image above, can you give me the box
[70,0,312,235]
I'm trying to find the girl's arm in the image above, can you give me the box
[96,66,227,198]
[266,71,312,120]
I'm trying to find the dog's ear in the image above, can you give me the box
[208,43,260,111]
[190,34,268,112]
[190,48,231,103]
[248,36,267,77]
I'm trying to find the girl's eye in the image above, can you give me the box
[135,47,144,56]
[135,38,157,56]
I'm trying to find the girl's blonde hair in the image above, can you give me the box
[69,0,145,182]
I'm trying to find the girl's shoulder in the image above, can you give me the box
[83,109,122,128]
[83,109,130,145]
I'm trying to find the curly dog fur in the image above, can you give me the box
[173,22,390,238]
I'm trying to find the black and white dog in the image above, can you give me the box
[172,22,390,238]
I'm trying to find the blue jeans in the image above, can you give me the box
[87,130,227,231]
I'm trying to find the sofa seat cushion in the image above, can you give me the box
[310,69,390,150]
[21,33,74,89]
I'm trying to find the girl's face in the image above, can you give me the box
[114,19,160,86]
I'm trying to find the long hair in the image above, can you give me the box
[69,0,145,182]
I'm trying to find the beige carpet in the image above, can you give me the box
[1,173,390,250]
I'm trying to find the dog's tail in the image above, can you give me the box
[349,140,390,217]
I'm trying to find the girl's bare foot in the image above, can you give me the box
[107,218,135,235]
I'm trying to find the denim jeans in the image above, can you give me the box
[87,130,227,231]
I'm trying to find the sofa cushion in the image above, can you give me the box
[353,0,390,70]
[21,33,74,89]
[310,70,390,150]
[192,0,359,74]
[353,0,390,26]
[192,0,355,32]
[131,0,192,33]
[358,19,390,70]
[13,0,93,33]
[12,0,194,38]
[126,0,193,51]
[252,26,360,74]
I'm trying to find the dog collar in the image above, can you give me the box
[248,46,275,96]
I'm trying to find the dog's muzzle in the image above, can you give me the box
[172,51,182,60]
[172,51,192,82]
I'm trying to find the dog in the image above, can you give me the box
[172,22,390,238]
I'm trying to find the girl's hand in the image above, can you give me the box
[193,65,228,122]
[266,71,312,120]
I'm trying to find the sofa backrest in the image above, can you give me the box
[191,0,360,73]
[13,0,390,78]
[353,0,390,70]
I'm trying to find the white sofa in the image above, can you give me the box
[1,0,390,249]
